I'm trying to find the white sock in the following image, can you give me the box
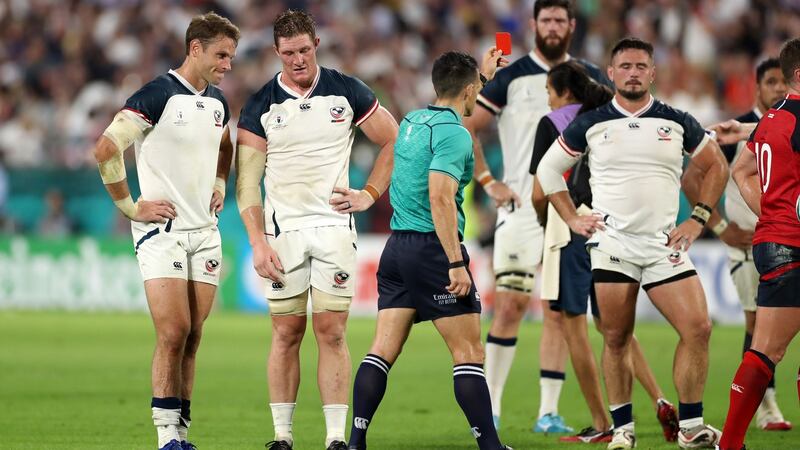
[323,404,349,446]
[177,420,190,442]
[152,407,181,448]
[679,416,703,429]
[539,376,564,418]
[270,402,296,445]
[485,338,517,417]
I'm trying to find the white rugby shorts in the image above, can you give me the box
[132,222,222,286]
[265,225,357,300]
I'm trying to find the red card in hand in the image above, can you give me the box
[496,32,512,56]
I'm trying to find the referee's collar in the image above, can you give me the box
[427,104,460,120]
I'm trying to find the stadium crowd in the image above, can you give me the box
[0,0,799,234]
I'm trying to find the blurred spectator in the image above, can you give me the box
[38,189,74,236]
[0,0,797,233]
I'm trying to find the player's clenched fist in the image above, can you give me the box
[134,199,177,224]
[252,241,285,283]
[447,266,472,297]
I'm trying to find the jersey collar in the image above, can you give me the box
[786,93,800,101]
[168,69,207,95]
[277,65,321,99]
[427,104,461,121]
[611,94,654,117]
[529,50,571,71]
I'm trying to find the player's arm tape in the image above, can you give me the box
[214,177,226,198]
[536,143,576,195]
[98,111,148,184]
[114,195,138,220]
[235,144,266,213]
[690,203,712,226]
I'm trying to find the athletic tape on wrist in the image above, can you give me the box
[214,177,226,198]
[114,195,138,219]
[364,184,380,202]
[711,218,729,236]
[691,204,712,223]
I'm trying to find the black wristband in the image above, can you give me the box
[479,73,488,86]
[449,260,466,269]
[690,214,707,226]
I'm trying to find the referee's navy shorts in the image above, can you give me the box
[377,231,481,322]
[549,233,599,317]
[753,242,800,308]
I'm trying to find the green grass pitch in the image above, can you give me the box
[0,311,798,449]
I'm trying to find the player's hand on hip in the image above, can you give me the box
[485,180,521,209]
[719,220,754,250]
[134,199,176,224]
[667,219,704,251]
[209,190,224,214]
[252,241,285,283]
[567,213,605,238]
[479,47,509,80]
[446,266,472,297]
[330,186,374,214]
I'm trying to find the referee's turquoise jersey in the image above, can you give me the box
[389,105,474,237]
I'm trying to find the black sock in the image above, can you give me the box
[180,399,191,428]
[453,364,503,450]
[610,403,633,429]
[348,354,391,449]
[742,332,752,355]
[678,401,703,425]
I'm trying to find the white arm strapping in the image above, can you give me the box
[536,139,580,196]
[235,144,267,213]
[98,110,149,184]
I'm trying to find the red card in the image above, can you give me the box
[496,32,512,56]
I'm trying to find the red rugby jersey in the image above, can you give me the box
[747,93,800,247]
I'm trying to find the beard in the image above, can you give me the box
[536,30,572,61]
[618,87,648,101]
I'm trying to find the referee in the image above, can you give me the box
[347,48,511,450]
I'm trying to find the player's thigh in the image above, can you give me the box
[309,226,356,303]
[751,306,800,363]
[645,265,711,340]
[729,258,758,312]
[493,209,542,294]
[590,247,640,335]
[187,281,216,329]
[187,228,223,288]
[145,278,190,333]
[311,288,349,337]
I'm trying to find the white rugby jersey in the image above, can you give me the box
[123,69,230,233]
[720,109,760,259]
[477,51,609,218]
[238,66,379,235]
[558,95,710,237]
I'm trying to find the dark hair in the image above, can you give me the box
[756,58,781,84]
[548,61,613,114]
[533,0,574,20]
[185,12,240,55]
[779,38,800,86]
[610,37,654,62]
[431,51,479,99]
[274,9,316,47]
